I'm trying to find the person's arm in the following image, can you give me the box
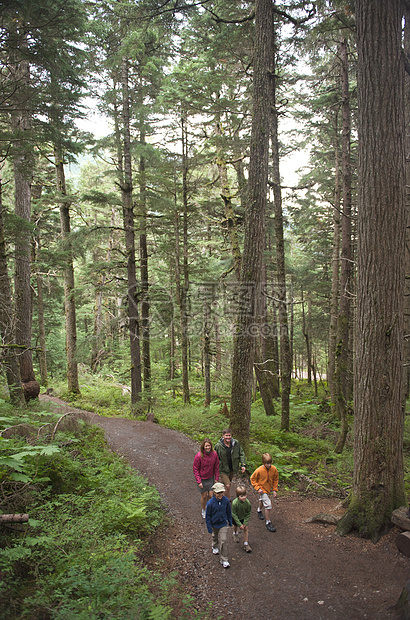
[193,454,202,485]
[272,466,279,494]
[231,500,241,526]
[205,502,213,533]
[250,468,261,491]
[226,498,233,526]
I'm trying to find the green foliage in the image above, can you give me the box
[26,553,174,620]
[0,404,197,620]
[0,406,65,484]
[0,444,61,482]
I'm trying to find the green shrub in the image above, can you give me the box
[0,407,195,620]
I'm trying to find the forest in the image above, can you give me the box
[0,0,409,592]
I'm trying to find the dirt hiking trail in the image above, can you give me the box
[42,395,409,619]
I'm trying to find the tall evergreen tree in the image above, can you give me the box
[1,0,89,396]
[7,9,36,390]
[338,0,406,539]
[0,171,24,405]
[230,0,273,451]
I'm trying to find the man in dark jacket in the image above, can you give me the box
[215,428,246,500]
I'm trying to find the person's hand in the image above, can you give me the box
[272,491,277,498]
[241,466,246,474]
[258,488,264,494]
[240,524,245,530]
[199,483,203,489]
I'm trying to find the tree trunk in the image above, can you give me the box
[265,235,280,398]
[328,113,341,402]
[169,270,176,394]
[404,1,410,400]
[270,16,291,431]
[11,45,36,386]
[55,143,80,395]
[214,311,222,379]
[301,287,312,385]
[230,0,273,451]
[265,308,280,398]
[217,140,242,281]
[308,295,313,385]
[337,0,406,540]
[254,345,277,416]
[334,38,353,453]
[34,236,48,388]
[203,290,212,407]
[180,114,190,403]
[35,270,48,387]
[91,279,104,372]
[139,127,151,394]
[233,154,247,212]
[0,175,24,406]
[254,262,277,415]
[32,183,48,388]
[120,60,142,405]
[90,210,104,372]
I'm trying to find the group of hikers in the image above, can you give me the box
[192,428,279,569]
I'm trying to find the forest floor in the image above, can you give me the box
[41,395,409,620]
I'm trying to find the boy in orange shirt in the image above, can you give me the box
[250,453,278,532]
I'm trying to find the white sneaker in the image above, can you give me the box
[201,509,206,518]
[221,560,230,569]
[212,547,219,555]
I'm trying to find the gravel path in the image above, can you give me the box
[42,395,409,619]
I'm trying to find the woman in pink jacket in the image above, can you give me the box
[193,438,220,518]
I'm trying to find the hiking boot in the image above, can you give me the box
[212,547,219,555]
[266,522,276,532]
[243,543,252,553]
[221,560,230,569]
[233,531,239,543]
[257,510,264,520]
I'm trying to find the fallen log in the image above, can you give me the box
[391,506,410,531]
[0,514,29,523]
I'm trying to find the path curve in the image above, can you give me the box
[41,395,409,619]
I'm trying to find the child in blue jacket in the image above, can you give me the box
[205,481,232,568]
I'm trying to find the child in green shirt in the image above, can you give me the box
[231,485,252,553]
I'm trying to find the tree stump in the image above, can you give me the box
[397,532,410,558]
[22,380,40,402]
[220,401,229,417]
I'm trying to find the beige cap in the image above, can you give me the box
[212,482,225,493]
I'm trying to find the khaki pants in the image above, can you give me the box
[212,525,228,563]
[219,471,234,488]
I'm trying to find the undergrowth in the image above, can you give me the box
[51,370,359,497]
[0,401,200,620]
